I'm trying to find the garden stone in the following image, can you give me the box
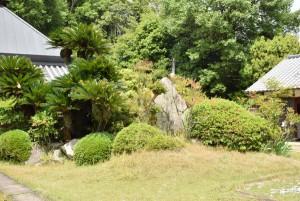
[52,149,64,162]
[154,77,187,133]
[25,144,46,165]
[60,139,79,159]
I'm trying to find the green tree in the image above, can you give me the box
[241,34,300,87]
[160,0,300,97]
[114,13,174,68]
[44,89,76,141]
[8,0,68,35]
[69,79,124,132]
[49,23,109,61]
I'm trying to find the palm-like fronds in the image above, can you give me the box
[0,56,44,97]
[22,81,50,111]
[69,79,123,131]
[49,23,109,59]
[68,57,119,82]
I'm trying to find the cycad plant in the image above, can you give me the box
[69,57,119,82]
[44,89,77,140]
[23,80,50,113]
[0,56,44,99]
[49,23,109,61]
[69,79,123,131]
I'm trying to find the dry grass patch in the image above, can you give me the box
[0,144,300,201]
[0,192,10,201]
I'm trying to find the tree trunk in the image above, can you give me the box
[62,110,73,141]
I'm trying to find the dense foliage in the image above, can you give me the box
[7,0,300,98]
[74,132,113,165]
[0,129,32,163]
[187,98,279,152]
[2,1,300,156]
[113,123,164,154]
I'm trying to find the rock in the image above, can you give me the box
[60,139,79,159]
[52,149,64,162]
[154,77,188,133]
[25,145,46,165]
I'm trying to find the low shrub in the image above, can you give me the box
[74,132,113,166]
[186,98,279,152]
[146,135,184,151]
[113,123,164,154]
[0,129,32,163]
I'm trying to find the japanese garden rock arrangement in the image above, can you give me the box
[60,139,79,159]
[154,77,187,133]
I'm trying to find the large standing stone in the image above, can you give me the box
[154,77,187,133]
[60,139,79,159]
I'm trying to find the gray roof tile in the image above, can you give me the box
[245,54,300,93]
[0,6,63,63]
[0,6,68,81]
[38,65,68,82]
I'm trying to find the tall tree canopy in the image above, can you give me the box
[6,0,300,98]
[8,0,68,35]
[160,0,300,97]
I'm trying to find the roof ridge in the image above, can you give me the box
[2,7,50,41]
[287,54,300,59]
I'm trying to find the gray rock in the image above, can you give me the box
[154,77,187,133]
[25,145,46,165]
[60,139,79,159]
[52,149,64,162]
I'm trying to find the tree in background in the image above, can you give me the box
[160,0,300,97]
[7,0,68,35]
[114,13,174,68]
[241,34,300,87]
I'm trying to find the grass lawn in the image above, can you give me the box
[0,144,300,201]
[0,192,10,201]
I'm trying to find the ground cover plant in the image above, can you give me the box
[0,144,300,201]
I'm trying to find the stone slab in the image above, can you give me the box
[0,173,46,201]
[1,184,31,195]
[11,193,45,201]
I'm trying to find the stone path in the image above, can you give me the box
[0,173,46,201]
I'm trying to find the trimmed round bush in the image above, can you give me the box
[146,135,185,151]
[186,98,279,152]
[113,123,164,154]
[74,132,113,166]
[0,129,32,163]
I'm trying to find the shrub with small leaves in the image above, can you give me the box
[146,135,184,151]
[186,98,279,152]
[0,129,32,163]
[113,123,164,154]
[74,132,113,166]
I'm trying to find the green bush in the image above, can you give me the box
[74,132,113,166]
[113,123,164,154]
[186,98,279,152]
[0,129,32,163]
[146,135,184,151]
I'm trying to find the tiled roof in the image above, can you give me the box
[0,5,68,81]
[245,54,300,93]
[0,6,63,63]
[37,64,68,82]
